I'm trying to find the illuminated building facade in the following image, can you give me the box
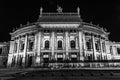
[7,7,120,68]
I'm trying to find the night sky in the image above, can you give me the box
[0,0,120,42]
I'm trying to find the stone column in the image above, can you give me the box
[100,37,103,60]
[76,37,79,49]
[79,31,84,61]
[9,41,14,54]
[104,40,107,53]
[51,31,55,60]
[16,38,20,67]
[23,34,28,67]
[37,32,41,65]
[31,33,38,67]
[92,34,97,60]
[65,31,69,60]
[83,32,86,61]
[110,46,113,60]
[34,33,38,56]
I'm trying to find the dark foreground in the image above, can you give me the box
[1,68,120,80]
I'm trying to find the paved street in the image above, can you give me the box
[1,68,120,80]
[0,68,25,80]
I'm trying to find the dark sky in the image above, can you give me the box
[0,0,120,42]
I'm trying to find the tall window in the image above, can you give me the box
[45,40,49,49]
[86,38,92,51]
[95,39,100,51]
[20,40,25,52]
[110,46,113,54]
[58,40,62,49]
[0,48,2,55]
[117,48,120,55]
[102,41,106,53]
[70,40,76,49]
[14,42,17,52]
[28,39,34,51]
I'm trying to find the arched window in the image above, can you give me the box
[58,40,62,49]
[70,40,76,49]
[45,40,49,49]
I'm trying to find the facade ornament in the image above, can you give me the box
[90,21,93,24]
[101,27,104,31]
[27,21,30,25]
[20,24,22,27]
[97,24,99,27]
[12,28,15,32]
[104,28,107,31]
[40,7,43,17]
[77,7,80,16]
[57,5,63,13]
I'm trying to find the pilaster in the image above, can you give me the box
[92,34,97,60]
[9,41,14,54]
[34,33,38,55]
[37,32,41,65]
[100,37,103,60]
[79,31,84,61]
[15,38,20,66]
[37,32,41,56]
[23,34,28,67]
[32,33,38,67]
[51,31,55,59]
[65,31,69,59]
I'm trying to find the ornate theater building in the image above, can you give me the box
[7,7,120,68]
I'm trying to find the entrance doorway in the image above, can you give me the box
[27,55,33,67]
[43,52,49,63]
[18,56,23,67]
[57,53,63,63]
[70,52,78,62]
